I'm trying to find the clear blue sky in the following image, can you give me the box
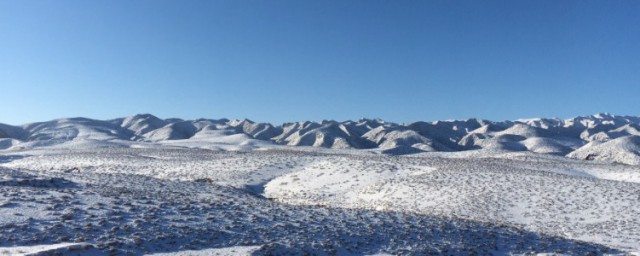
[1,0,639,125]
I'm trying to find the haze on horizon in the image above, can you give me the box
[1,0,639,125]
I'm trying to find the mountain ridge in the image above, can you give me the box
[2,113,640,164]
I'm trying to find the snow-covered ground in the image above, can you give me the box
[0,145,638,255]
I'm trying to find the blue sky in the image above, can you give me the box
[1,0,639,125]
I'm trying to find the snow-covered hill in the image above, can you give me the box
[1,113,640,164]
[568,135,640,165]
[263,153,640,250]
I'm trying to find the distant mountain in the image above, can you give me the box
[115,113,167,137]
[1,113,640,164]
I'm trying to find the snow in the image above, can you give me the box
[263,152,640,251]
[0,113,638,166]
[0,243,96,255]
[0,146,636,254]
[1,114,640,254]
[146,246,260,256]
[568,136,640,165]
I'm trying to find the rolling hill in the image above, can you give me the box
[1,113,640,164]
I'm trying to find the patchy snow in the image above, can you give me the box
[146,246,260,256]
[262,152,640,252]
[0,243,96,255]
[2,113,640,254]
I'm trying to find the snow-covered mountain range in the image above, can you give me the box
[1,113,640,164]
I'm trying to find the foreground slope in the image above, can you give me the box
[264,153,640,251]
[1,148,638,254]
[0,149,626,255]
